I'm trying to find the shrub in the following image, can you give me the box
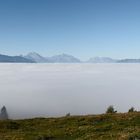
[128,107,135,113]
[106,105,117,114]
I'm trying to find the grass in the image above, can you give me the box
[1,112,140,140]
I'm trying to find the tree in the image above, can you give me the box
[128,107,135,113]
[106,105,117,114]
[66,113,71,117]
[0,106,8,120]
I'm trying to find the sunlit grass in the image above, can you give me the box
[1,112,140,140]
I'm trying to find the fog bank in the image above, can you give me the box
[0,63,140,119]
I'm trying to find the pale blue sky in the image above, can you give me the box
[0,0,140,60]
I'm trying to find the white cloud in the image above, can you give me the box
[0,63,139,119]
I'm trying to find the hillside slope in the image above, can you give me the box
[1,112,140,140]
[0,54,35,63]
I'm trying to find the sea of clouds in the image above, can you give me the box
[0,63,140,119]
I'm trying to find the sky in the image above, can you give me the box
[0,0,140,60]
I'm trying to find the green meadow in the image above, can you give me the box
[1,112,140,140]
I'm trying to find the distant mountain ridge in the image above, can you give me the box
[24,52,81,63]
[117,59,140,63]
[24,52,47,63]
[0,54,35,63]
[87,57,117,63]
[0,52,140,63]
[87,57,140,63]
[47,54,81,63]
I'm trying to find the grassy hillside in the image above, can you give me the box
[1,112,140,140]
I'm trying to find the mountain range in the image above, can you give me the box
[0,54,35,63]
[87,57,117,63]
[24,52,81,63]
[0,52,140,63]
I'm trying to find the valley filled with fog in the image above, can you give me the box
[0,63,140,119]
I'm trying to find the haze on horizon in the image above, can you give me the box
[0,0,140,60]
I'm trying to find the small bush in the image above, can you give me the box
[128,107,135,113]
[106,105,117,114]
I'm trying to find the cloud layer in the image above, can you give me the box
[0,63,140,119]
